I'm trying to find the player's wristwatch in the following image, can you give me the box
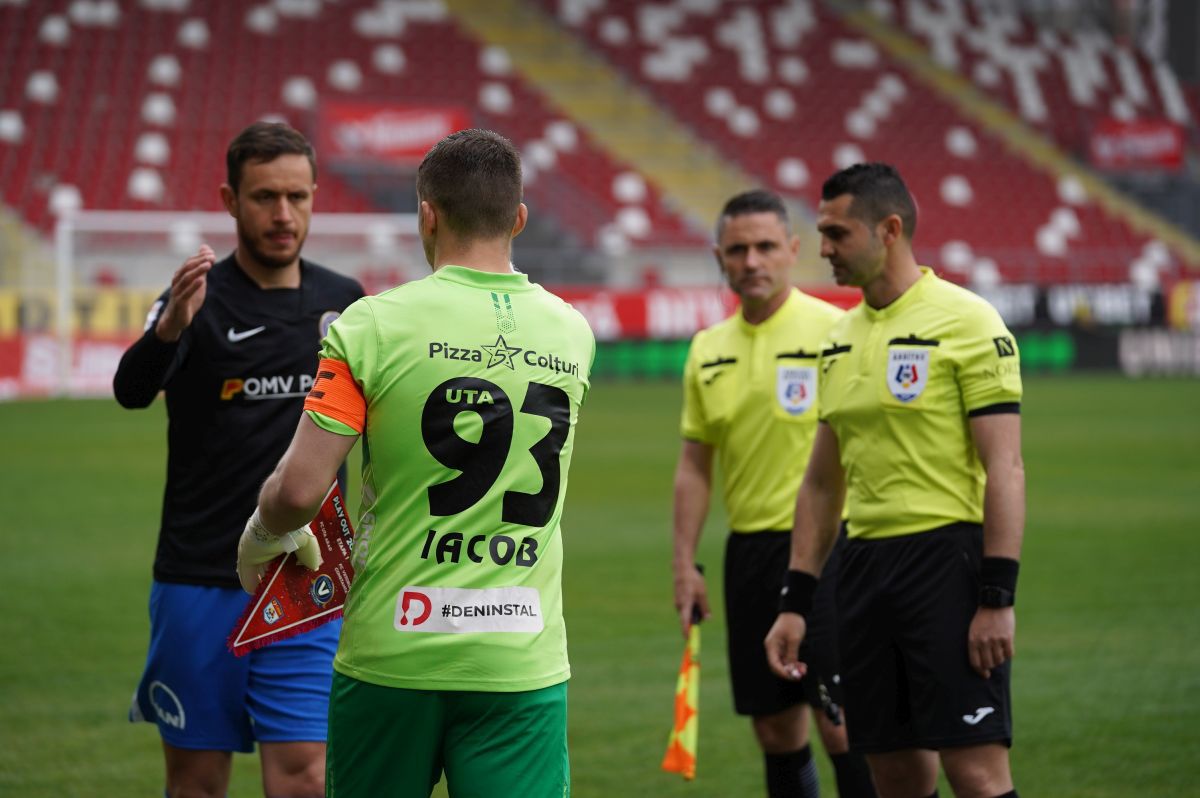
[979,585,1016,608]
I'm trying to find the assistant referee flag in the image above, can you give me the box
[662,623,700,780]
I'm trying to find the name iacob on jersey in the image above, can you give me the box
[419,528,540,570]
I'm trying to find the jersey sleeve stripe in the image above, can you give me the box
[304,357,366,433]
[967,402,1021,417]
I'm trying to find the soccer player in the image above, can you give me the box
[765,163,1025,798]
[673,190,876,797]
[113,122,364,798]
[239,129,595,798]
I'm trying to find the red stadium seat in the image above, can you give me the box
[0,0,704,251]
[533,0,1192,285]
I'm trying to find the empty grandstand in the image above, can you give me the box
[2,0,1199,394]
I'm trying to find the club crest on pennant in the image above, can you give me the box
[887,348,930,402]
[777,366,816,416]
[262,598,284,625]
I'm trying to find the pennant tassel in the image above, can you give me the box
[662,623,701,780]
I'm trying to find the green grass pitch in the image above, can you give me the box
[1,375,1197,796]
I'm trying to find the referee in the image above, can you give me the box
[673,190,876,797]
[766,164,1025,798]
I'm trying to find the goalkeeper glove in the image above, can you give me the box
[236,508,323,594]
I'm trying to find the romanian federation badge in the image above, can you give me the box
[886,348,930,402]
[777,365,816,416]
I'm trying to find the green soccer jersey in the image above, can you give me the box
[818,268,1022,540]
[680,288,845,531]
[311,266,595,692]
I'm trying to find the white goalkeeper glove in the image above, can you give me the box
[236,508,323,594]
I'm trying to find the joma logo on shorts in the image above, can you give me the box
[962,707,995,725]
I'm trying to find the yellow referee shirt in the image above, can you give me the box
[681,288,845,531]
[818,268,1022,540]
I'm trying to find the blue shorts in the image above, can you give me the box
[129,581,340,752]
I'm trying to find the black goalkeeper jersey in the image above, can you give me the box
[114,255,364,588]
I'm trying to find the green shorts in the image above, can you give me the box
[327,672,569,798]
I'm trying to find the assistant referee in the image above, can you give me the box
[765,163,1025,798]
[673,190,875,797]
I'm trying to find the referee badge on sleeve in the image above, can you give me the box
[777,365,816,416]
[887,348,930,403]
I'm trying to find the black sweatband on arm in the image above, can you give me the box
[979,556,1020,608]
[778,570,819,616]
[980,556,1019,591]
[968,402,1021,417]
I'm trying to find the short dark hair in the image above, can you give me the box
[821,162,917,240]
[716,189,789,240]
[226,122,316,193]
[416,129,523,241]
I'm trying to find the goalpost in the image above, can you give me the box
[30,210,421,397]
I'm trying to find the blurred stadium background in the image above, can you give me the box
[2,1,1199,797]
[2,0,1200,390]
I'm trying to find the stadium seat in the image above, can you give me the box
[0,0,703,254]
[535,0,1193,285]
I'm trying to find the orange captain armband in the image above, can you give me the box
[304,358,366,434]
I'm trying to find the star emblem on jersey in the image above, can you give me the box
[481,335,523,370]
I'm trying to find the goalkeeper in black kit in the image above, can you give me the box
[114,121,362,798]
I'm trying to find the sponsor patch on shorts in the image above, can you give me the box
[393,586,543,633]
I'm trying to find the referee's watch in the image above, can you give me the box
[979,585,1016,608]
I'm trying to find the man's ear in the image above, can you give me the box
[219,184,237,218]
[788,233,801,259]
[880,214,903,246]
[419,200,437,237]
[511,203,528,239]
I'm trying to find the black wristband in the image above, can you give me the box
[778,570,818,617]
[979,556,1019,608]
[980,556,1019,591]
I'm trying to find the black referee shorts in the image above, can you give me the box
[837,523,1013,754]
[723,530,845,718]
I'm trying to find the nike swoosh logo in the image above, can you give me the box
[227,326,266,343]
[703,370,726,386]
[962,707,995,725]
